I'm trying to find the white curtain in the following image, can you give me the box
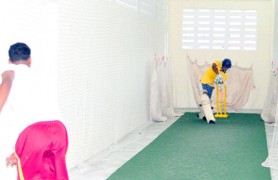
[262,123,278,172]
[150,56,182,121]
[261,95,278,172]
[186,56,255,111]
[261,72,278,123]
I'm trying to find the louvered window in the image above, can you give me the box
[182,9,257,50]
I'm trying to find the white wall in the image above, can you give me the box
[168,0,271,110]
[57,0,167,168]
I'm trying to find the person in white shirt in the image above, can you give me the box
[0,42,69,180]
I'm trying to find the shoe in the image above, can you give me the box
[208,120,215,124]
[197,113,207,122]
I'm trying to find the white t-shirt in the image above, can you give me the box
[2,64,62,134]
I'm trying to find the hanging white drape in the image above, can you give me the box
[261,92,278,170]
[262,123,278,171]
[186,56,255,111]
[261,72,278,123]
[150,56,182,122]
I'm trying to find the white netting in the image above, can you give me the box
[261,0,278,174]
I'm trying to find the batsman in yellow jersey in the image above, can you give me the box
[198,59,232,124]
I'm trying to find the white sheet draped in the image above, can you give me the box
[261,72,278,123]
[186,56,255,111]
[261,72,278,170]
[150,56,182,122]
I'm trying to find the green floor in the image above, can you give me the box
[108,113,271,180]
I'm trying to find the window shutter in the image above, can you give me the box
[182,9,257,50]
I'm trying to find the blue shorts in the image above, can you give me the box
[201,84,214,99]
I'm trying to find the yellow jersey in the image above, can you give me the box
[200,60,227,86]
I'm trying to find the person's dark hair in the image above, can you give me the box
[9,42,31,62]
[222,58,232,68]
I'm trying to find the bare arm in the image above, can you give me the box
[212,63,219,74]
[0,70,14,111]
[0,71,16,166]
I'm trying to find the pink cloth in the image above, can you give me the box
[15,120,69,180]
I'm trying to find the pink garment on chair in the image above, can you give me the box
[15,120,69,180]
